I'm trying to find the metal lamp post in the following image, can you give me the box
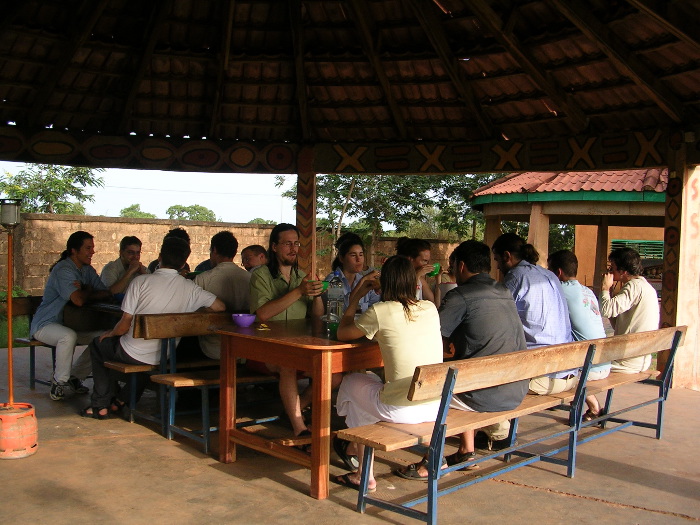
[0,198,38,459]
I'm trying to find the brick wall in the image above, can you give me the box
[0,214,460,295]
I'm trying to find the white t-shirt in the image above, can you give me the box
[120,268,218,364]
[355,300,443,406]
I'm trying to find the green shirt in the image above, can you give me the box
[249,264,312,321]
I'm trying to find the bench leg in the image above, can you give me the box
[127,376,138,423]
[655,387,665,440]
[357,446,374,513]
[166,386,177,440]
[601,389,615,430]
[503,418,519,463]
[201,387,210,454]
[29,347,36,389]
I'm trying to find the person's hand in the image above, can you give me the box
[355,270,380,294]
[300,279,325,297]
[601,271,615,292]
[127,260,144,275]
[73,280,82,290]
[98,331,111,343]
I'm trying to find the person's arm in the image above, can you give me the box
[255,279,324,322]
[69,284,111,306]
[337,275,375,341]
[108,261,148,294]
[599,280,636,319]
[99,312,134,342]
[202,297,226,312]
[310,295,324,318]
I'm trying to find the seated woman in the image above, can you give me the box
[325,233,380,314]
[333,255,443,492]
[396,237,438,305]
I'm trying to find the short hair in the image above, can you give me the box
[119,236,142,251]
[159,237,191,270]
[396,237,431,259]
[165,227,190,244]
[608,247,643,276]
[332,233,365,271]
[241,244,266,257]
[548,249,578,278]
[492,232,539,265]
[380,255,418,319]
[451,240,491,274]
[210,231,238,259]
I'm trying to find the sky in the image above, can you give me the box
[0,161,298,224]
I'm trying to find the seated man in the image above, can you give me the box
[548,250,608,419]
[249,224,324,437]
[30,231,112,401]
[82,237,225,419]
[397,241,528,479]
[241,244,267,272]
[148,227,191,276]
[193,231,251,359]
[100,235,149,294]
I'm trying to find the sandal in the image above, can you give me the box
[110,397,126,413]
[294,429,312,453]
[80,406,109,420]
[394,457,447,481]
[333,436,359,471]
[445,451,479,470]
[332,473,376,493]
[583,409,599,422]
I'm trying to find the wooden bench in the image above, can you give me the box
[336,326,686,525]
[133,311,277,453]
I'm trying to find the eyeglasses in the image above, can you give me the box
[276,241,301,248]
[124,250,140,256]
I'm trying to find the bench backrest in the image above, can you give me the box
[135,311,231,339]
[0,296,42,317]
[408,326,687,402]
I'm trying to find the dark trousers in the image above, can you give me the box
[89,336,150,408]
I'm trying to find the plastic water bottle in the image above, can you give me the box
[327,271,345,317]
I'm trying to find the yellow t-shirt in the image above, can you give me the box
[355,300,443,406]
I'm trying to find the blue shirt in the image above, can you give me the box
[30,258,108,336]
[561,279,610,376]
[504,260,574,379]
[325,268,381,313]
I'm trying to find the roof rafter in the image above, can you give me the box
[549,0,685,124]
[468,0,589,133]
[289,0,312,142]
[28,0,109,128]
[117,0,172,134]
[209,0,237,139]
[406,0,494,139]
[624,0,700,54]
[345,0,409,139]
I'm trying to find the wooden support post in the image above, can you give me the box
[296,147,317,278]
[527,203,549,266]
[484,216,501,280]
[593,217,609,294]
[660,139,699,390]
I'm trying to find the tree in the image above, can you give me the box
[0,163,104,214]
[166,204,217,221]
[120,204,157,219]
[247,218,276,224]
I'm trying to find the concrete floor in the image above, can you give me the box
[1,348,699,525]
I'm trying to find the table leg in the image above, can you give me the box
[219,335,237,463]
[310,350,332,499]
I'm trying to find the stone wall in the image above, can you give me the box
[0,214,459,295]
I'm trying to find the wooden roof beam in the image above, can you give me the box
[289,0,313,142]
[117,0,172,135]
[28,0,109,129]
[345,0,409,139]
[406,0,494,139]
[209,0,236,139]
[624,0,700,54]
[549,0,685,124]
[468,0,589,133]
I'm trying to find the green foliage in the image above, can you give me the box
[500,221,575,254]
[166,204,217,222]
[247,218,276,224]
[0,163,104,214]
[120,203,157,219]
[0,286,30,301]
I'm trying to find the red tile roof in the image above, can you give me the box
[472,169,668,197]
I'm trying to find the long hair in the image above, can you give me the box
[380,255,418,320]
[51,231,93,271]
[332,233,364,271]
[267,223,300,277]
[492,232,539,265]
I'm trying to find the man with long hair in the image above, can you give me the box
[249,223,324,438]
[30,231,112,401]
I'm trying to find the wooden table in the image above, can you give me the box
[217,318,382,500]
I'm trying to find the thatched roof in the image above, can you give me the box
[1,0,698,150]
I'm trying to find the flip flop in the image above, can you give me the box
[80,406,109,420]
[332,473,376,493]
[445,451,479,470]
[394,457,448,481]
[333,436,359,471]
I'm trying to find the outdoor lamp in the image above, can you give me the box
[0,198,21,229]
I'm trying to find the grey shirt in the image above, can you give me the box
[439,273,528,412]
